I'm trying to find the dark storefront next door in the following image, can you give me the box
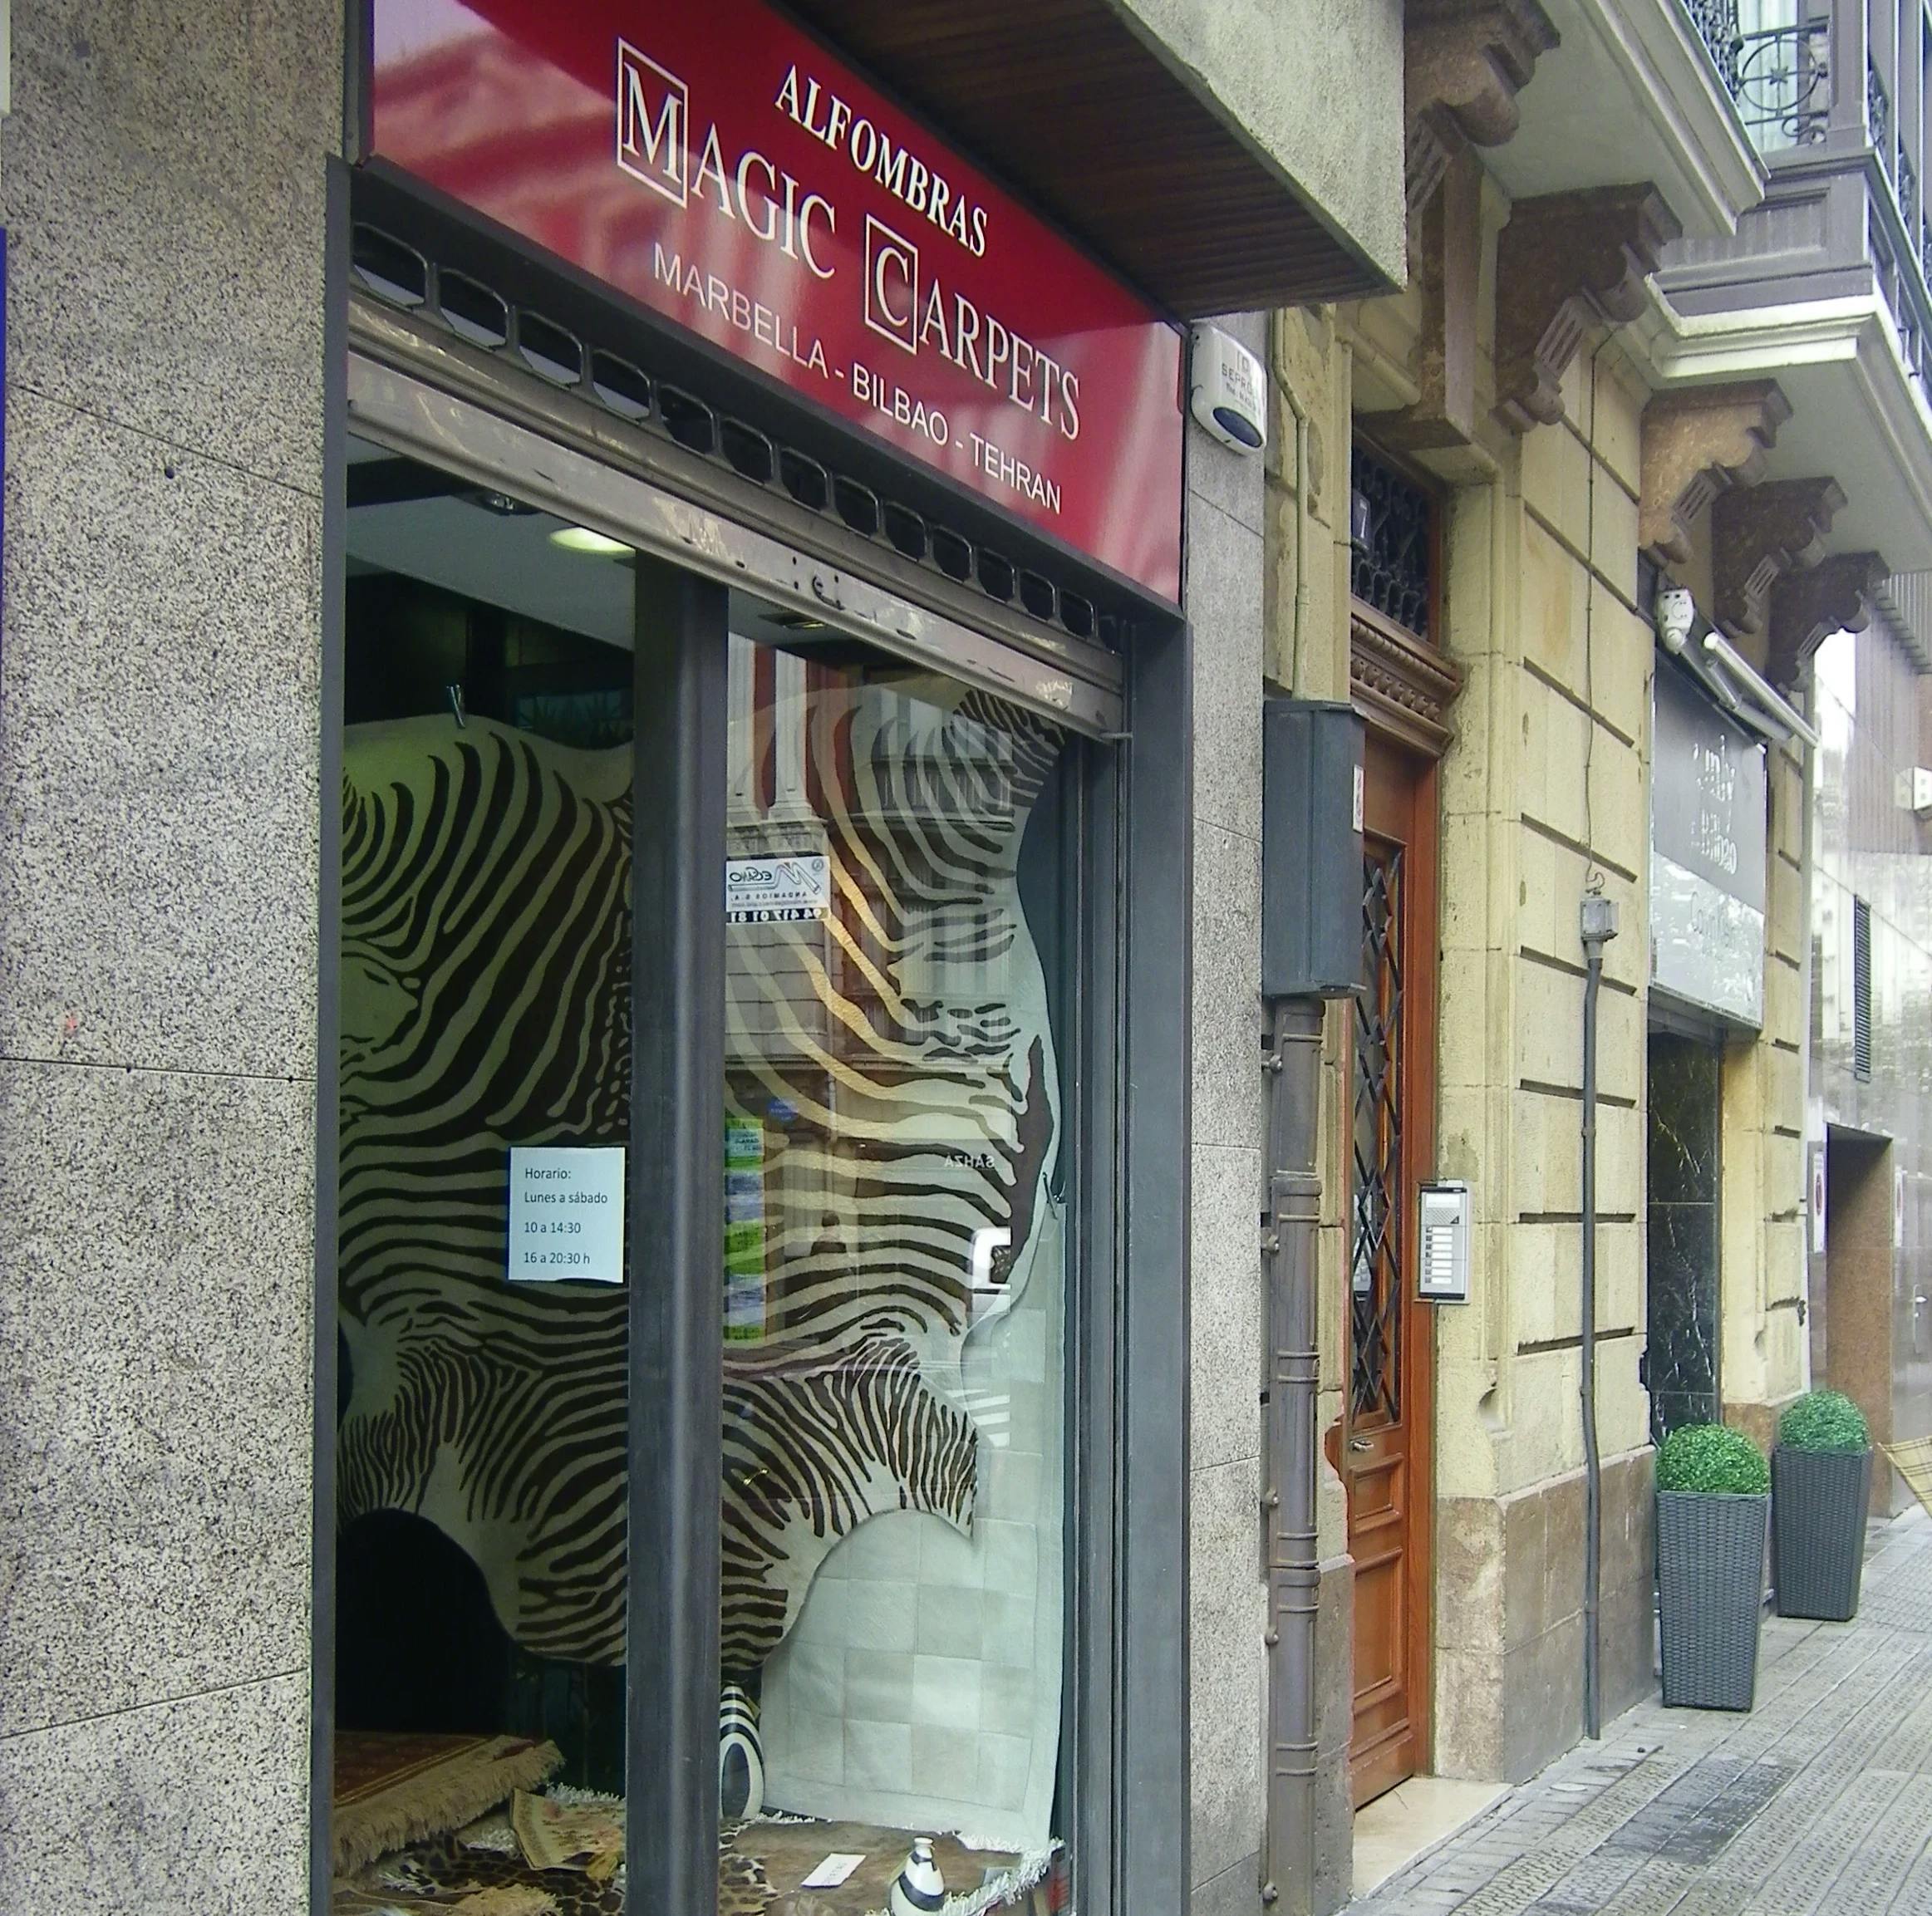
[1345,739,1438,1807]
[1644,1033,1723,1446]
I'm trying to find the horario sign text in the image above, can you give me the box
[371,0,1185,601]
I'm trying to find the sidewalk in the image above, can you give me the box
[1349,1508,1932,1915]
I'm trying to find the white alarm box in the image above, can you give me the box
[1418,1182,1471,1303]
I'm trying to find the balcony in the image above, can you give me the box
[1644,0,1932,570]
[1483,0,1762,238]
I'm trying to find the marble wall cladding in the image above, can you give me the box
[1646,1035,1723,1445]
[1811,618,1932,1503]
[1186,312,1270,1897]
[0,0,335,1906]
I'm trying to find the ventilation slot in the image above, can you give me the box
[351,228,428,307]
[1853,894,1873,1082]
[514,312,584,388]
[437,271,509,350]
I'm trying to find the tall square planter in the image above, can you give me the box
[1772,1447,1871,1622]
[1657,1490,1768,1711]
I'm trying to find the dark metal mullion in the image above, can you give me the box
[1070,731,1121,1916]
[1116,619,1193,1915]
[628,559,727,1913]
[310,155,352,1916]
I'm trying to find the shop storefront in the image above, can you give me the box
[320,4,1192,1910]
[1645,612,1775,1448]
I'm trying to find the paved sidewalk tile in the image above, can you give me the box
[1349,1510,1932,1915]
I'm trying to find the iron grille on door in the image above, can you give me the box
[1351,843,1405,1423]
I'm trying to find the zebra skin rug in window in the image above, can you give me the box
[337,674,1065,1840]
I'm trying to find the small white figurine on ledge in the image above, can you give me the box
[888,1837,946,1916]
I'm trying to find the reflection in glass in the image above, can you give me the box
[718,615,1069,1913]
[333,439,632,1908]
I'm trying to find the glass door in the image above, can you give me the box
[715,606,1072,1914]
[333,438,639,1902]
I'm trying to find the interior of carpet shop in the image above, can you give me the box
[328,436,1074,1915]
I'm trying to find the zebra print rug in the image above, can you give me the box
[337,685,1062,1688]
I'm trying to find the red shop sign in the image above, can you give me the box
[370,0,1185,602]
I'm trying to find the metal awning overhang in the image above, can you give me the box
[778,0,1398,315]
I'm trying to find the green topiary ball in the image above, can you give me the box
[1656,1422,1770,1496]
[1777,1388,1870,1455]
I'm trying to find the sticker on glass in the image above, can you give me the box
[725,852,830,922]
[508,1146,626,1283]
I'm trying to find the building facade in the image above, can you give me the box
[1808,589,1932,1513]
[0,4,1408,1915]
[1254,0,1932,1908]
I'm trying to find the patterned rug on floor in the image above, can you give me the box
[331,1805,1054,1915]
[333,1732,564,1876]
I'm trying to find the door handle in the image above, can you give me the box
[1347,1436,1373,1453]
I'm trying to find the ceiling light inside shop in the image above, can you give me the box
[549,525,632,556]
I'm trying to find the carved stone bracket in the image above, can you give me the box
[1767,552,1885,689]
[1350,602,1465,758]
[1492,188,1681,434]
[1639,381,1792,567]
[1406,0,1560,217]
[1711,477,1845,646]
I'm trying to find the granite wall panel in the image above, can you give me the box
[1186,313,1271,1900]
[0,1,336,1907]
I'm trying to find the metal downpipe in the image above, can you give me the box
[1261,995,1325,1912]
[1580,902,1616,1740]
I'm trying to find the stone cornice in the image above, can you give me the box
[1639,381,1791,567]
[1711,477,1846,646]
[1350,602,1464,758]
[1406,0,1560,216]
[1492,187,1682,434]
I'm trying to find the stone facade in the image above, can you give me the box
[1187,309,1273,1916]
[1262,156,1814,1834]
[0,2,335,1909]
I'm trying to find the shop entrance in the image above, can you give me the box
[1345,738,1438,1807]
[331,425,1079,1912]
[1822,1127,1895,1515]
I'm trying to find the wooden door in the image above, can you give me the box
[1345,739,1438,1807]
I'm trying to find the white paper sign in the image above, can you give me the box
[726,852,830,923]
[800,1855,865,1889]
[508,1147,627,1283]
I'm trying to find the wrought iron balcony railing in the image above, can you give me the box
[1735,17,1831,150]
[1681,0,1743,95]
[1870,58,1894,177]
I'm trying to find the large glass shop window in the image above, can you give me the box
[718,614,1069,1914]
[335,437,637,1902]
[332,435,1070,1914]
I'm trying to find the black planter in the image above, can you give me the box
[1657,1490,1768,1711]
[1772,1446,1871,1622]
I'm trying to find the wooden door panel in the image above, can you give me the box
[1345,736,1438,1810]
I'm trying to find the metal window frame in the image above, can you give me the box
[346,299,1123,739]
[312,159,1190,1914]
